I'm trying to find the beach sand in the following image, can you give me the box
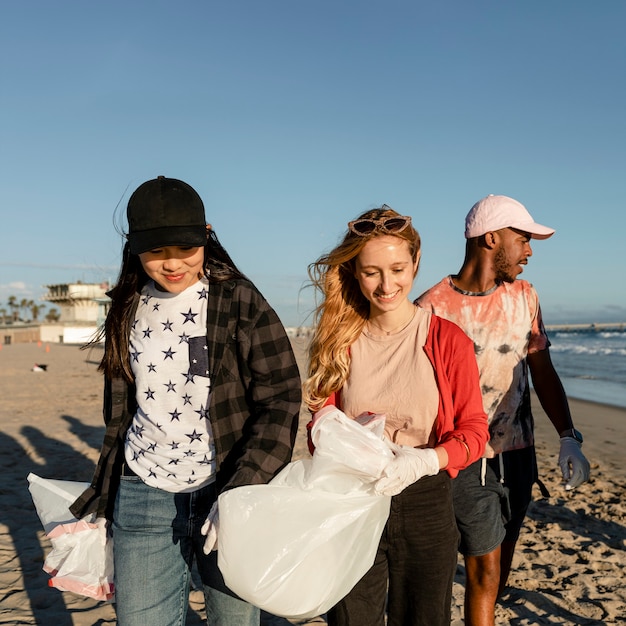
[0,339,624,625]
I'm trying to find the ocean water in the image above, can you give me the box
[546,327,626,409]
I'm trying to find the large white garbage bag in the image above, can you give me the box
[218,406,393,620]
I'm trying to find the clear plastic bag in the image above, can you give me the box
[217,406,393,620]
[27,473,115,601]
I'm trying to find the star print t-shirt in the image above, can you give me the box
[125,276,216,492]
[417,277,550,454]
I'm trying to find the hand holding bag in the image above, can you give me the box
[27,473,114,602]
[217,406,393,620]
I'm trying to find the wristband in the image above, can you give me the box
[559,428,583,443]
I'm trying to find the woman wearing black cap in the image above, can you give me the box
[71,176,302,625]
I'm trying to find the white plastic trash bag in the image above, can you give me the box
[27,474,89,533]
[27,473,115,601]
[217,406,393,620]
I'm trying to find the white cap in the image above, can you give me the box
[464,195,555,240]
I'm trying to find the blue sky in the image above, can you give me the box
[1,1,624,327]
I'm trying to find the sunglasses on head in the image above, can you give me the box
[348,210,412,237]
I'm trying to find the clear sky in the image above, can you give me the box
[1,1,624,327]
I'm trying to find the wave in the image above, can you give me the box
[550,345,626,356]
[554,331,626,340]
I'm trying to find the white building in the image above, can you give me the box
[42,282,109,323]
[40,282,110,343]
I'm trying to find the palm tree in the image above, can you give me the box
[7,296,18,322]
[0,308,7,324]
[45,308,60,323]
[31,303,46,321]
[20,298,33,322]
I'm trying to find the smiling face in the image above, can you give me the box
[354,235,419,317]
[493,228,533,283]
[139,245,205,293]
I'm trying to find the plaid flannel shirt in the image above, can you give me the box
[70,273,302,520]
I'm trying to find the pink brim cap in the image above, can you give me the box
[465,195,555,240]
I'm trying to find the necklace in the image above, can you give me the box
[367,307,416,336]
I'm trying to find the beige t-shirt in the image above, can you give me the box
[341,307,439,448]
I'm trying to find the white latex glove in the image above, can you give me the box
[375,443,440,496]
[201,501,219,554]
[482,441,497,459]
[559,437,590,491]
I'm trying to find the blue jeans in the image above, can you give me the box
[113,476,260,626]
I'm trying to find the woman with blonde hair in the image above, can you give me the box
[304,205,489,626]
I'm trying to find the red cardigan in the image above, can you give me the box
[311,315,489,478]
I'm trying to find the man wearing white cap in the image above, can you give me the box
[417,194,590,626]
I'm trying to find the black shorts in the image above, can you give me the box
[452,446,538,557]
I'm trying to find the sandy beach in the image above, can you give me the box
[1,339,624,625]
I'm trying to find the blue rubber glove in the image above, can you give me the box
[558,437,590,490]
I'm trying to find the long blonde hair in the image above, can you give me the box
[303,206,421,411]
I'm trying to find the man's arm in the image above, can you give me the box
[527,348,573,435]
[528,348,590,490]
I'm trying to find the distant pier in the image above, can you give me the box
[546,322,625,332]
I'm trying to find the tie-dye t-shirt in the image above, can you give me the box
[417,277,549,453]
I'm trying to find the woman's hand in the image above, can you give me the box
[375,443,440,496]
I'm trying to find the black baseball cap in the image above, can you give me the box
[127,176,208,254]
